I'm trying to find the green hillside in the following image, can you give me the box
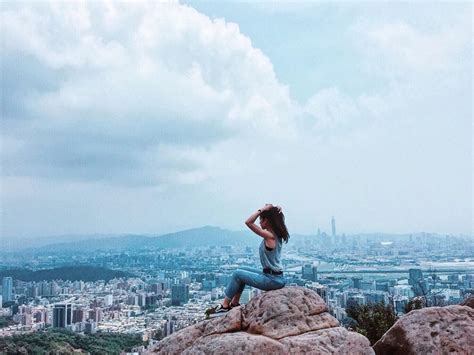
[0,328,145,354]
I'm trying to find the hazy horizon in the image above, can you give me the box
[1,1,472,241]
[3,224,473,244]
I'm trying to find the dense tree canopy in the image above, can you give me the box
[346,302,398,345]
[0,329,145,354]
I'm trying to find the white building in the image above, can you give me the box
[104,294,114,307]
[393,285,412,298]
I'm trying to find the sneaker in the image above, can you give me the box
[230,302,241,309]
[205,304,231,319]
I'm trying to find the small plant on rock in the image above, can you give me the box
[346,302,398,345]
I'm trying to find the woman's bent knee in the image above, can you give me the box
[232,270,244,281]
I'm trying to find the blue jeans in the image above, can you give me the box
[224,266,286,300]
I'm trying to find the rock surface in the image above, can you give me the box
[148,286,373,354]
[373,305,474,355]
[460,295,474,309]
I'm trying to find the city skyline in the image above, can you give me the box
[1,214,473,246]
[1,229,472,345]
[1,2,472,239]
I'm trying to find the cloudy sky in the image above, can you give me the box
[1,1,472,240]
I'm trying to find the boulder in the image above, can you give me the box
[241,286,339,339]
[183,332,287,354]
[373,305,474,355]
[279,327,374,354]
[148,286,374,354]
[460,295,474,309]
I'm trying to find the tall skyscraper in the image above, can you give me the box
[0,295,3,308]
[409,268,425,296]
[104,294,113,307]
[28,284,38,298]
[72,308,86,323]
[88,308,103,323]
[171,284,189,306]
[409,269,423,283]
[352,276,362,289]
[53,303,73,328]
[2,277,13,302]
[302,264,318,281]
[163,318,174,337]
[151,282,166,296]
[38,281,49,296]
[313,284,328,303]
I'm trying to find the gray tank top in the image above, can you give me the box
[259,234,283,272]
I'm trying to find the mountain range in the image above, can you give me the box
[7,226,272,253]
[2,226,467,253]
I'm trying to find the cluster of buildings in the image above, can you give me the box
[0,219,472,343]
[0,274,231,340]
[0,262,472,341]
[299,266,473,320]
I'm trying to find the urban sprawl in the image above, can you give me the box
[1,220,473,350]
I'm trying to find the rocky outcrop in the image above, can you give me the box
[373,305,474,355]
[148,287,373,354]
[460,295,474,309]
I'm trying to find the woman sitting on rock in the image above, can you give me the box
[206,203,290,318]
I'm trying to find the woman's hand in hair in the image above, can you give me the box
[262,204,282,213]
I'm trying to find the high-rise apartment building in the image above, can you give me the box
[88,308,103,323]
[171,284,189,306]
[302,264,318,281]
[163,319,174,337]
[72,308,86,323]
[409,268,425,296]
[104,294,113,307]
[53,303,73,328]
[2,277,13,302]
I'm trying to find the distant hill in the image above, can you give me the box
[16,226,269,253]
[0,266,131,282]
[1,225,405,254]
[1,233,121,251]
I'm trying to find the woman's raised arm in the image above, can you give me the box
[245,204,274,240]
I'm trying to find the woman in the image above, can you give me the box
[205,203,290,318]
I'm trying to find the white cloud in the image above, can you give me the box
[303,87,372,132]
[1,1,471,237]
[1,1,296,186]
[352,14,471,73]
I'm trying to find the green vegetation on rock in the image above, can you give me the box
[346,302,398,345]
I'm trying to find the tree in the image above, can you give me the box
[346,302,398,345]
[404,296,426,313]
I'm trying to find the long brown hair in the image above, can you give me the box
[260,207,290,243]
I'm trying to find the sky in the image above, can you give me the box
[0,1,472,240]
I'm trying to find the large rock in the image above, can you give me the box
[460,295,474,309]
[148,286,373,354]
[373,305,474,355]
[182,332,287,354]
[279,327,374,354]
[242,286,338,339]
